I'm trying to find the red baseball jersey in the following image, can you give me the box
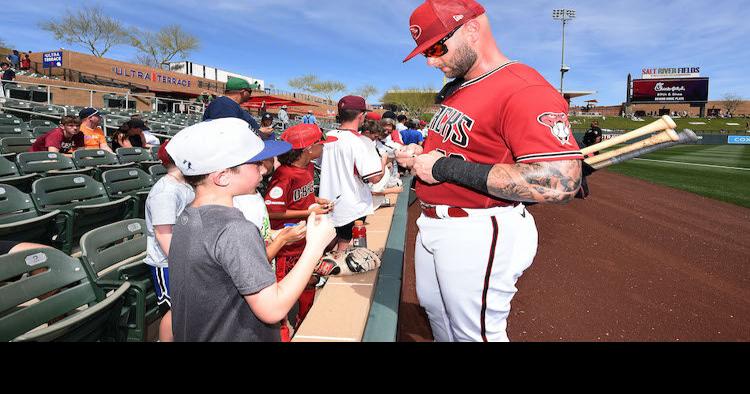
[264,163,316,256]
[416,61,583,208]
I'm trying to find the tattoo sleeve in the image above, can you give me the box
[486,160,583,204]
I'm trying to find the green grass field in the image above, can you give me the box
[604,145,750,208]
[570,116,750,134]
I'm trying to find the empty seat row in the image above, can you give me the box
[0,175,135,254]
[1,218,161,342]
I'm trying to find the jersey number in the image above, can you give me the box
[435,149,467,161]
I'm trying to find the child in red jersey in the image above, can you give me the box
[264,123,338,341]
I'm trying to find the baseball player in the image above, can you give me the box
[397,0,583,342]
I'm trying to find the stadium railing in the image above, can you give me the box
[363,176,413,342]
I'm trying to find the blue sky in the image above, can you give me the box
[3,0,748,106]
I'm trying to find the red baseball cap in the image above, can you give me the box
[403,0,486,62]
[419,120,427,127]
[157,140,174,167]
[338,95,368,112]
[280,123,338,150]
[365,112,382,121]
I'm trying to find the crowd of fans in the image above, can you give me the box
[28,107,161,156]
[3,75,416,342]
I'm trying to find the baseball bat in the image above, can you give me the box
[585,128,680,166]
[580,115,677,156]
[590,129,699,170]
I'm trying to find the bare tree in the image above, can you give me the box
[288,74,320,94]
[721,93,743,116]
[382,88,437,118]
[131,25,199,69]
[315,81,347,103]
[354,84,378,101]
[39,6,129,57]
[289,74,346,102]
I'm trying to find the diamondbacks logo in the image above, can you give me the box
[537,112,572,146]
[410,25,422,40]
[428,105,474,148]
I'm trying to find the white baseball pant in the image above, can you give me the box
[415,203,538,342]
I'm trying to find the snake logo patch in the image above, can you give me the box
[537,112,572,146]
[410,25,422,41]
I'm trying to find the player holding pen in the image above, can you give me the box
[264,123,338,340]
[396,0,583,342]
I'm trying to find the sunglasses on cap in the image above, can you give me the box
[423,25,462,58]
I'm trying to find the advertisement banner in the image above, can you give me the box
[42,51,63,68]
[631,78,709,103]
[728,136,750,145]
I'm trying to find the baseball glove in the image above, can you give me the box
[314,248,382,277]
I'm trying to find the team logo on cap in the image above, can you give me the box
[537,112,572,146]
[453,15,465,22]
[410,25,422,40]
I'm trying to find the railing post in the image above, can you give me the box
[47,85,51,105]
[90,90,94,107]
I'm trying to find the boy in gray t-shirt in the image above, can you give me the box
[144,142,194,342]
[166,118,335,342]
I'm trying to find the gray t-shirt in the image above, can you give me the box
[170,205,279,342]
[145,176,195,268]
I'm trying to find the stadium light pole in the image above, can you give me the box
[552,9,576,97]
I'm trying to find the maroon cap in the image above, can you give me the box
[338,95,368,112]
[403,0,486,62]
[280,123,338,150]
[157,140,174,167]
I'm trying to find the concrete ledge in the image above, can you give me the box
[292,194,400,342]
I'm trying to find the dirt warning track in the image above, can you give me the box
[398,171,750,342]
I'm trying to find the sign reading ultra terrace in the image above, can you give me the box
[728,136,750,145]
[112,67,192,88]
[43,52,63,68]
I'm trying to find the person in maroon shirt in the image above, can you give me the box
[30,115,85,156]
[263,123,337,341]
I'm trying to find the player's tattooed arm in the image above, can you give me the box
[427,155,582,204]
[486,160,582,204]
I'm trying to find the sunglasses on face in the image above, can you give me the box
[422,25,462,58]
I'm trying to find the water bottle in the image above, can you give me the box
[352,220,367,248]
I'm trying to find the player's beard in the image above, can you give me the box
[443,41,478,79]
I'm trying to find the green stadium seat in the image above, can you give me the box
[1,136,36,160]
[28,85,52,103]
[148,164,167,182]
[0,156,38,193]
[15,151,95,177]
[115,147,160,171]
[0,247,130,342]
[31,107,63,121]
[79,219,162,342]
[0,114,23,125]
[0,125,31,139]
[101,168,154,218]
[30,174,134,254]
[32,126,55,138]
[72,149,136,180]
[0,184,60,244]
[28,120,56,129]
[8,86,31,101]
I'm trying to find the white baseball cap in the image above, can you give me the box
[166,118,292,176]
